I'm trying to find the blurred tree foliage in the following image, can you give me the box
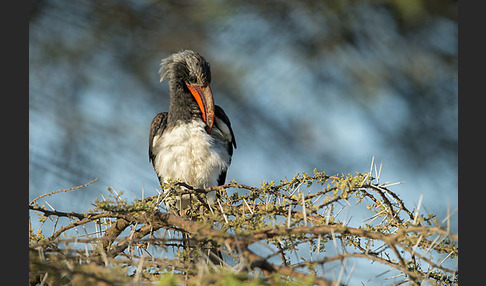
[29,0,457,189]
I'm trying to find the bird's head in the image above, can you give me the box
[159,50,215,133]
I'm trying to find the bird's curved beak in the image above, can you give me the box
[186,83,215,133]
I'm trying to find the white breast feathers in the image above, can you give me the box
[151,120,230,206]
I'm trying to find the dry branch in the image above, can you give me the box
[29,170,458,285]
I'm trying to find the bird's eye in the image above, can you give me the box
[188,75,197,84]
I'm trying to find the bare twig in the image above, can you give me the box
[30,178,98,206]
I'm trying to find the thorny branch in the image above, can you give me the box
[29,170,458,285]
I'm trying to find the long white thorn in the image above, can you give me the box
[218,199,229,224]
[44,200,55,211]
[376,161,383,182]
[331,229,338,254]
[243,198,253,215]
[335,257,346,286]
[325,206,332,225]
[302,193,307,226]
[441,204,457,232]
[411,234,423,257]
[369,155,375,177]
[438,251,453,267]
[413,194,423,225]
[382,181,405,188]
[287,203,292,228]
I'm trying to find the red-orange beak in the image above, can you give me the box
[186,83,215,133]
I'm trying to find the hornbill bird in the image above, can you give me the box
[148,50,236,264]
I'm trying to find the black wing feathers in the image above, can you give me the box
[215,105,236,149]
[148,112,168,163]
[214,105,236,186]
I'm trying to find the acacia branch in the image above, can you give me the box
[29,171,458,285]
